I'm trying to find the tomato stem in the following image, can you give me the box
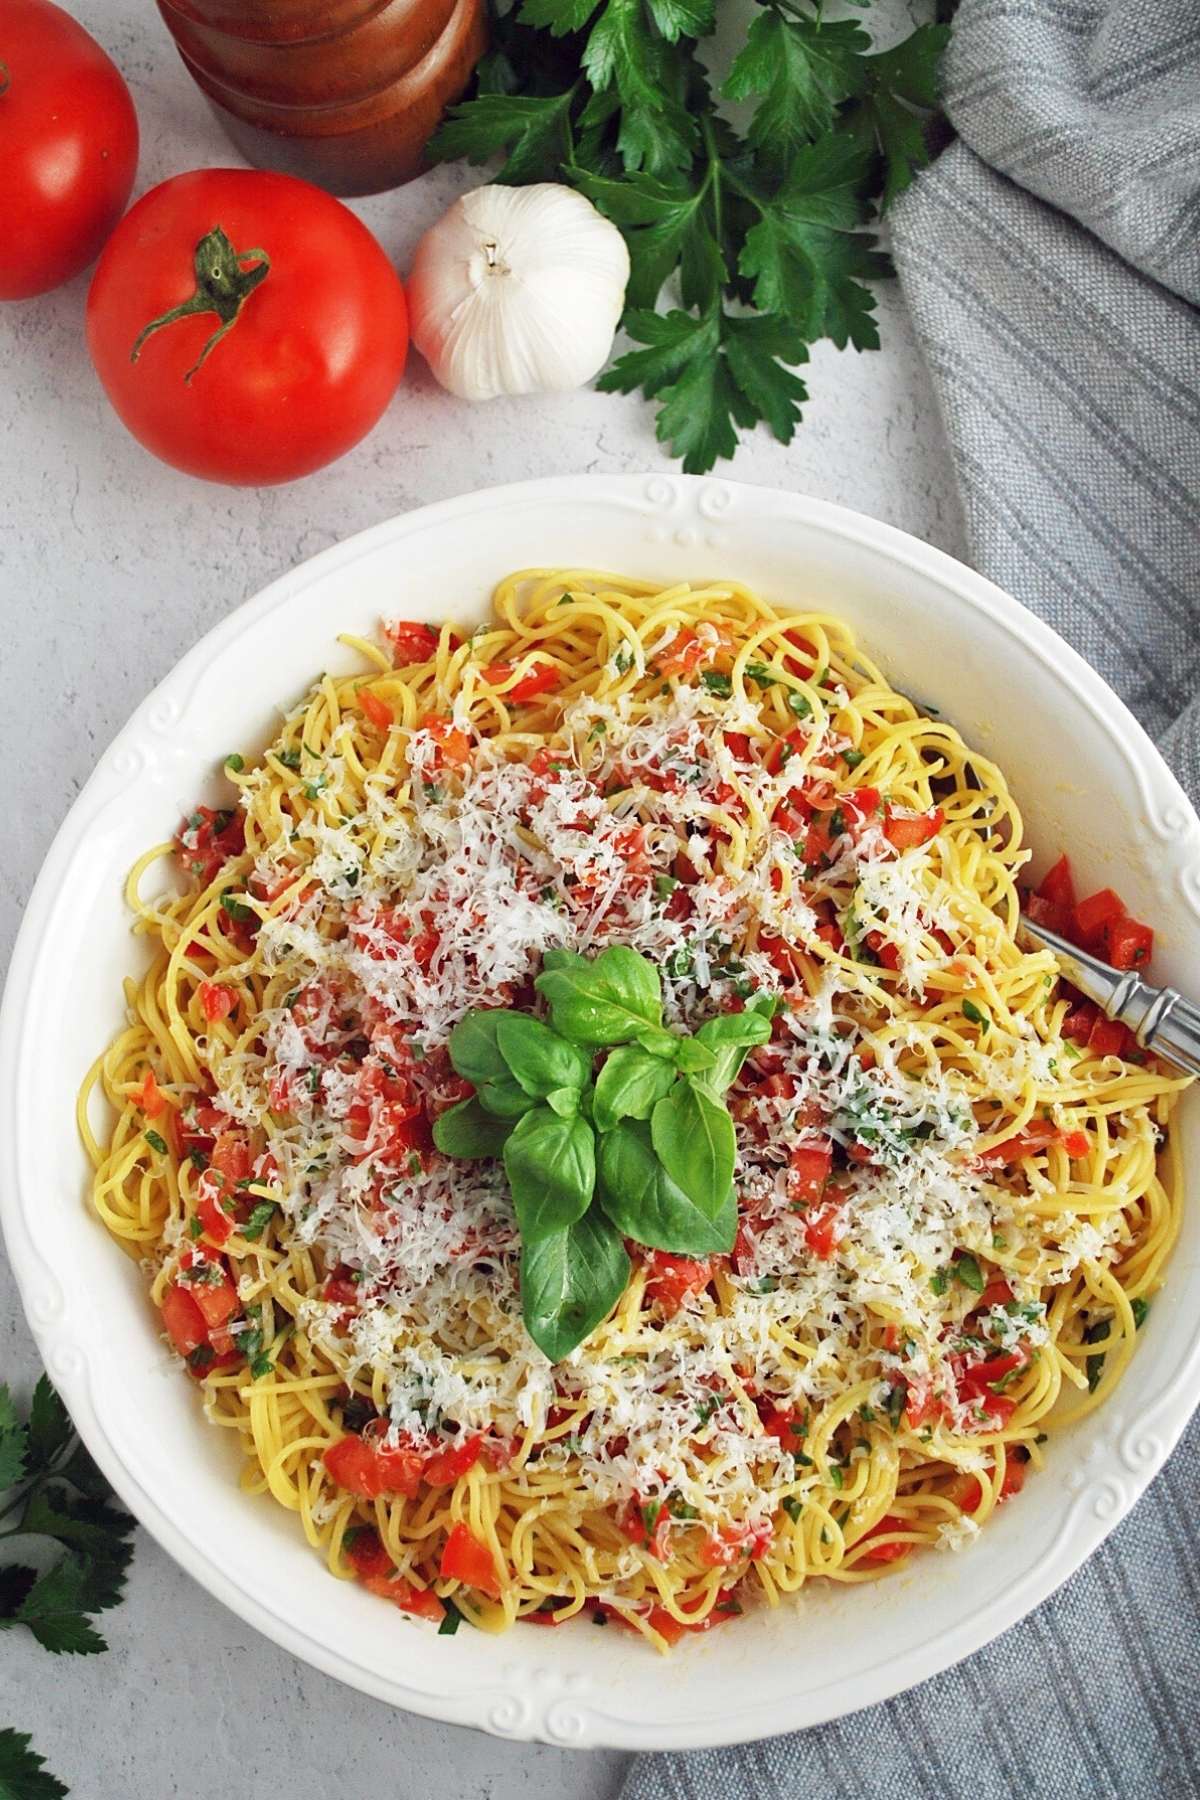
[129,224,270,384]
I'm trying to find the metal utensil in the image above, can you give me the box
[1018,915,1200,1076]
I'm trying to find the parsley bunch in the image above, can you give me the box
[429,0,948,471]
[434,945,777,1358]
[0,1377,134,1657]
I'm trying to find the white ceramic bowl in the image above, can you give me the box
[3,474,1199,1751]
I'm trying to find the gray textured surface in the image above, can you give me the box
[0,2,959,1794]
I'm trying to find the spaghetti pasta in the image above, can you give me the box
[81,569,1187,1650]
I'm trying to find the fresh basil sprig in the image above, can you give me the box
[432,951,778,1361]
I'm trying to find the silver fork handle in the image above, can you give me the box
[1112,976,1200,1076]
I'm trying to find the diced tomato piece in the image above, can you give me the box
[758,932,803,984]
[1073,886,1125,945]
[788,1141,832,1205]
[699,1523,770,1567]
[161,1283,207,1357]
[174,805,245,888]
[323,1267,363,1310]
[883,806,943,850]
[359,689,393,731]
[1087,1014,1131,1058]
[904,1377,944,1429]
[955,1351,1024,1400]
[803,1198,842,1260]
[1061,1002,1098,1044]
[440,1522,502,1599]
[814,921,845,952]
[361,1572,446,1621]
[196,1185,233,1246]
[136,1070,165,1118]
[758,1403,804,1448]
[978,1118,1060,1164]
[1000,1450,1030,1502]
[644,1253,712,1318]
[385,620,440,666]
[483,660,562,702]
[864,930,900,971]
[1024,891,1072,935]
[1037,855,1076,910]
[975,1278,1013,1313]
[190,1273,239,1332]
[345,1527,393,1580]
[420,715,471,768]
[946,1473,984,1513]
[198,981,236,1023]
[1061,1129,1090,1158]
[1104,915,1153,971]
[859,1516,910,1563]
[841,786,880,825]
[801,818,832,868]
[325,1432,425,1500]
[621,1496,671,1560]
[210,1132,253,1185]
[764,729,807,776]
[422,1434,483,1486]
[723,731,752,762]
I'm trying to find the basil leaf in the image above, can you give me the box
[433,1097,513,1159]
[479,1074,539,1119]
[635,1026,678,1059]
[693,1006,773,1093]
[521,1204,630,1361]
[953,1252,985,1294]
[495,1012,592,1099]
[545,1086,580,1118]
[672,1038,717,1073]
[597,1121,736,1256]
[650,1079,735,1219]
[447,1011,518,1085]
[535,945,662,1046]
[503,1106,596,1241]
[592,1046,677,1134]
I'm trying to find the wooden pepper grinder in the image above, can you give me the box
[156,0,488,197]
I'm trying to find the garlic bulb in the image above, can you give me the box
[407,183,630,402]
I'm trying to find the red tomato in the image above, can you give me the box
[802,1198,842,1260]
[161,1283,206,1358]
[440,1522,502,1600]
[135,1070,164,1118]
[86,168,407,485]
[189,1271,239,1332]
[175,804,244,887]
[644,1253,712,1318]
[483,660,562,702]
[1072,886,1125,946]
[859,1516,910,1563]
[344,1527,392,1580]
[421,1434,483,1486]
[1038,855,1076,911]
[0,0,138,300]
[361,1571,445,1622]
[978,1118,1060,1164]
[198,981,236,1024]
[620,1496,671,1559]
[386,621,440,666]
[359,689,393,731]
[325,1432,425,1500]
[196,1185,233,1247]
[883,806,943,850]
[788,1141,832,1205]
[1104,914,1153,970]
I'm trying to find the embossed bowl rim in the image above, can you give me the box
[3,473,1199,1750]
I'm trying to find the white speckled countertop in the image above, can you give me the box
[0,2,962,1793]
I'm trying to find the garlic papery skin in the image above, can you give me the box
[407,183,630,402]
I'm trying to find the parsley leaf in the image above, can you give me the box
[724,10,869,166]
[0,1729,69,1800]
[0,1377,135,1660]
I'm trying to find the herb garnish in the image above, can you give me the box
[0,1376,135,1656]
[434,946,776,1359]
[430,2,947,473]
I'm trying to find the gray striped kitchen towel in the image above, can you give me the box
[622,4,1200,1796]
